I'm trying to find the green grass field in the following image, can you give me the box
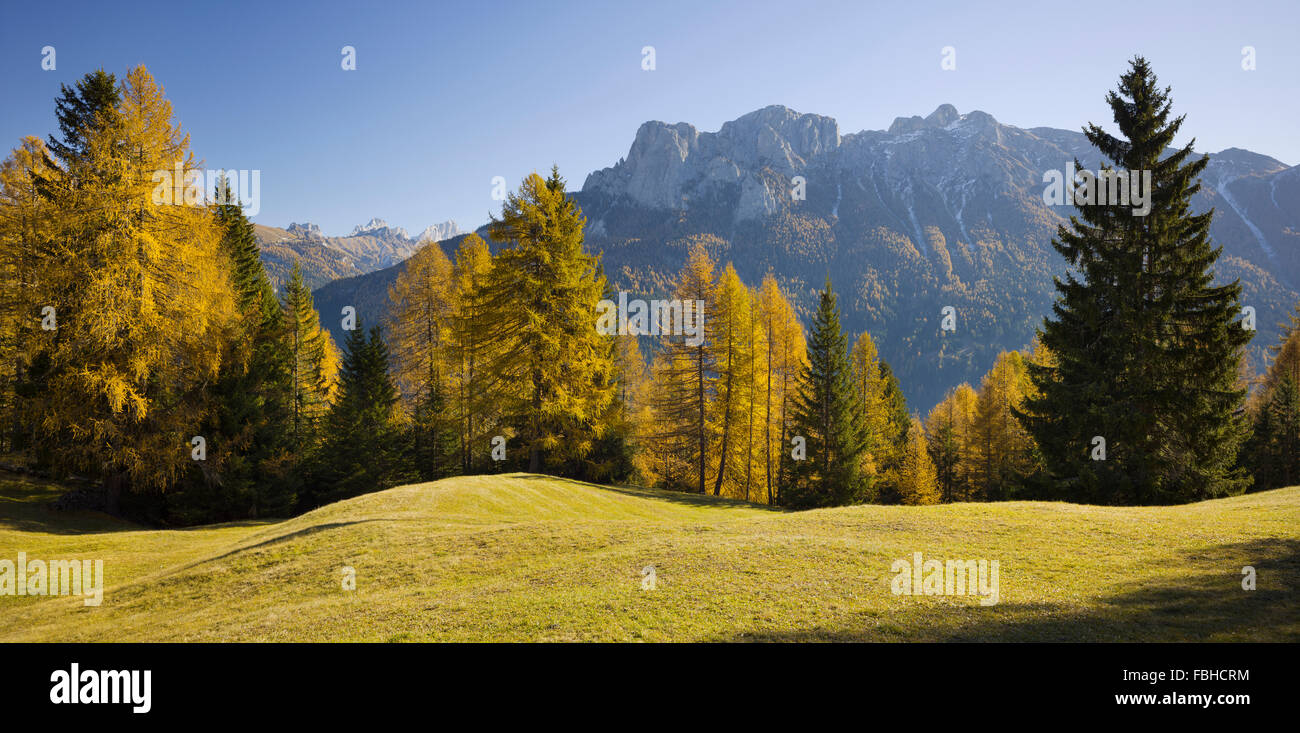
[1,470,1296,642]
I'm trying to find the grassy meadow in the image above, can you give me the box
[1,470,1296,642]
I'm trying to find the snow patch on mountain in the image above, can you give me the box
[350,218,410,239]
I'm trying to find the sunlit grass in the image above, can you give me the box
[1,471,1296,641]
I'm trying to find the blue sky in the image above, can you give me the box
[1,0,1296,236]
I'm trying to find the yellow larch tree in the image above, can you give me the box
[897,417,941,505]
[0,137,57,453]
[970,350,1038,499]
[446,233,496,473]
[925,382,978,501]
[36,66,238,501]
[649,242,717,493]
[707,263,756,498]
[756,274,806,506]
[850,330,892,490]
[388,238,459,477]
[480,169,615,472]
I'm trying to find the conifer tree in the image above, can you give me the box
[447,234,495,473]
[970,351,1037,500]
[190,175,297,520]
[925,383,978,502]
[740,284,767,502]
[850,331,892,492]
[44,70,120,169]
[387,239,458,480]
[480,168,615,473]
[708,264,756,497]
[1022,57,1251,504]
[650,243,718,493]
[873,360,910,502]
[282,261,338,452]
[1244,320,1300,490]
[0,137,57,455]
[28,67,238,508]
[614,334,654,483]
[757,274,805,505]
[577,328,640,484]
[314,325,402,504]
[785,279,868,507]
[897,417,940,505]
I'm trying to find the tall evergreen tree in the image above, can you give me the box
[785,279,868,508]
[873,360,910,502]
[1022,57,1251,504]
[313,324,402,504]
[181,176,297,521]
[1246,375,1300,490]
[282,261,338,453]
[43,69,121,171]
[407,378,460,482]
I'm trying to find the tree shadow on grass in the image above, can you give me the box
[721,538,1300,642]
[0,476,144,535]
[512,473,786,513]
[189,519,402,567]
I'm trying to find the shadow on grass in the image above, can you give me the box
[194,519,399,565]
[0,476,143,536]
[0,475,281,536]
[512,473,787,513]
[722,538,1300,642]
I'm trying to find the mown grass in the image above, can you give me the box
[1,471,1296,641]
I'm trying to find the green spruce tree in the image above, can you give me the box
[1246,375,1300,490]
[313,324,402,505]
[409,379,460,482]
[785,279,868,508]
[179,176,297,522]
[1022,57,1251,504]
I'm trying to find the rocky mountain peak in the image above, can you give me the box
[887,103,967,134]
[286,222,323,239]
[415,220,466,243]
[582,105,839,213]
[349,218,410,239]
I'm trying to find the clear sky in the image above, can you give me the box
[1,0,1295,236]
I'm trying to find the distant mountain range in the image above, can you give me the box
[254,219,464,290]
[307,104,1299,410]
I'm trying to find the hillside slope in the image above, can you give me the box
[1,472,1296,642]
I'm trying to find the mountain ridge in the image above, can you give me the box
[309,103,1298,410]
[255,218,466,290]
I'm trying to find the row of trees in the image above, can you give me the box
[381,168,633,489]
[638,246,808,503]
[0,66,436,523]
[1243,306,1300,491]
[2,62,1296,525]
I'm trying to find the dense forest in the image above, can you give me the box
[1,61,1297,526]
